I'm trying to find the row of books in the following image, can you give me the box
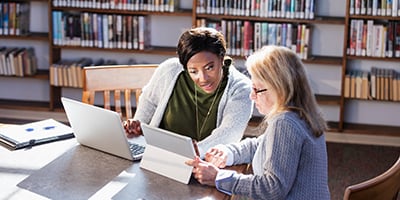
[196,0,315,19]
[52,0,179,12]
[350,0,400,16]
[344,67,400,101]
[49,58,141,87]
[0,2,30,36]
[0,47,37,77]
[52,11,151,50]
[197,19,310,59]
[50,58,91,88]
[347,19,400,58]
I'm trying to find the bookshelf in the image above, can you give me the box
[47,1,192,109]
[1,0,399,136]
[341,0,400,135]
[192,0,345,132]
[0,0,50,107]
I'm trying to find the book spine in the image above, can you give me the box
[370,67,377,99]
[52,11,59,45]
[116,15,122,49]
[386,21,394,57]
[366,20,374,56]
[350,0,355,14]
[344,73,351,98]
[355,19,363,56]
[372,0,378,15]
[361,22,367,56]
[393,0,398,16]
[286,23,292,49]
[3,3,9,35]
[395,21,400,57]
[102,14,109,48]
[92,13,98,47]
[367,0,373,15]
[138,15,145,50]
[97,14,103,48]
[108,14,114,48]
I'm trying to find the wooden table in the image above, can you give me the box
[0,130,248,200]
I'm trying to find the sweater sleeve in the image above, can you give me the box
[133,58,181,124]
[215,115,306,199]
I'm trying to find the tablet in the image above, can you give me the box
[140,123,197,184]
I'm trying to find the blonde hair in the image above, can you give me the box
[246,45,327,137]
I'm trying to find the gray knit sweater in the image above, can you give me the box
[133,57,253,157]
[216,111,330,200]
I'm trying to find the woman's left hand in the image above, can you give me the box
[185,156,219,186]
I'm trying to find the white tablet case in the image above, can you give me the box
[140,123,196,184]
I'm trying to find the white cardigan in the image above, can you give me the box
[133,57,253,157]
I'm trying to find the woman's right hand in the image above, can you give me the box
[204,147,228,168]
[123,119,143,138]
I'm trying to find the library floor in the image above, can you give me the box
[326,142,400,200]
[0,108,399,200]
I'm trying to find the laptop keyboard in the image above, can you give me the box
[129,143,145,155]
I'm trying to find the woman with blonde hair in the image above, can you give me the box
[186,45,330,199]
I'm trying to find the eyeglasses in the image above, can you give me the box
[252,87,268,94]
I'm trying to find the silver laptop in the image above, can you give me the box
[61,97,146,161]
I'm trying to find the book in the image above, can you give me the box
[243,20,253,56]
[355,70,363,98]
[386,21,394,57]
[370,67,377,99]
[395,21,400,57]
[394,71,399,101]
[0,119,74,150]
[349,19,358,55]
[361,71,369,99]
[344,73,351,98]
[366,20,374,56]
[350,71,357,98]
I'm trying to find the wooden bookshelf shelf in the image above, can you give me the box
[0,69,49,80]
[15,0,48,2]
[303,55,343,65]
[0,99,51,111]
[0,32,48,41]
[51,45,177,56]
[342,123,400,137]
[51,7,192,16]
[344,97,400,103]
[195,14,345,25]
[248,117,341,133]
[247,120,399,137]
[327,121,340,132]
[316,94,341,105]
[312,16,346,25]
[349,15,400,20]
[346,56,400,62]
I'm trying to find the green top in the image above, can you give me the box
[159,69,228,141]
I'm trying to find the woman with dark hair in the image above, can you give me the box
[124,27,253,157]
[186,45,330,199]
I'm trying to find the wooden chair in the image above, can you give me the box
[82,64,157,120]
[343,155,400,200]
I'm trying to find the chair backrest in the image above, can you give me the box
[82,64,157,120]
[343,155,400,200]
